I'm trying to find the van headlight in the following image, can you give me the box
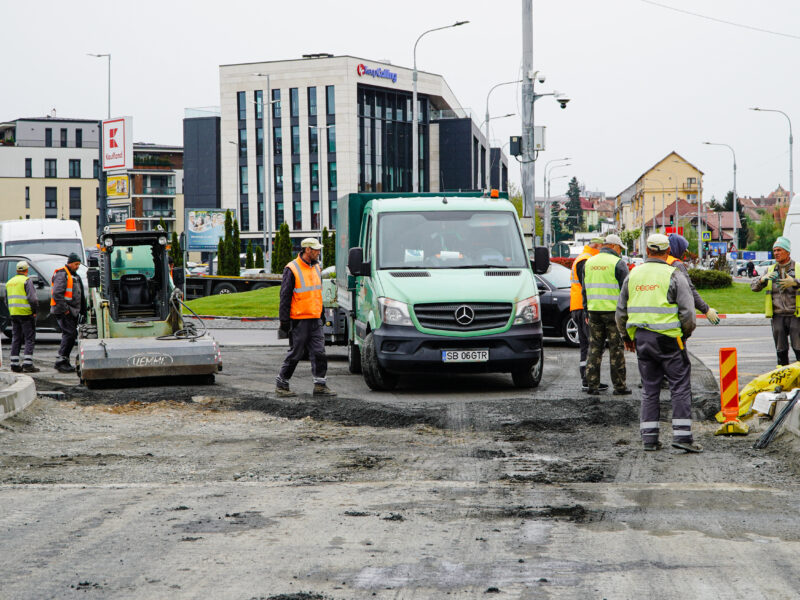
[514,295,540,325]
[378,297,413,326]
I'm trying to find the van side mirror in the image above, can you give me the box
[532,246,550,275]
[348,247,367,276]
[32,278,45,289]
[172,267,185,288]
[88,257,99,268]
[87,268,101,289]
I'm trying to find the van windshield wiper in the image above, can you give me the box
[448,264,518,269]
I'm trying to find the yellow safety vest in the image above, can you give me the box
[764,263,800,318]
[626,261,682,339]
[584,251,622,311]
[7,274,32,316]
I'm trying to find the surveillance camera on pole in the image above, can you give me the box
[555,92,571,109]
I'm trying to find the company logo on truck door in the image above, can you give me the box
[356,63,397,83]
[127,353,174,367]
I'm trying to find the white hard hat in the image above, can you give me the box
[301,238,323,250]
[16,260,29,272]
[604,234,623,246]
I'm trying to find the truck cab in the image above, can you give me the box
[334,193,548,391]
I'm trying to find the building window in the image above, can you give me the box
[293,200,302,230]
[60,128,68,148]
[254,90,263,120]
[240,166,248,194]
[326,85,335,115]
[25,158,32,178]
[310,163,319,191]
[275,165,283,191]
[292,163,301,193]
[25,187,30,209]
[257,164,264,195]
[256,127,263,156]
[44,159,57,178]
[307,87,317,116]
[45,187,57,216]
[276,197,284,228]
[240,199,249,231]
[69,159,81,178]
[327,125,336,153]
[290,88,299,118]
[328,161,337,191]
[239,129,247,157]
[273,127,282,155]
[291,125,299,155]
[272,89,281,119]
[69,187,81,210]
[76,129,83,148]
[93,159,99,179]
[237,91,246,120]
[45,128,52,147]
[309,127,318,154]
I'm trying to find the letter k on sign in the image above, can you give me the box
[108,128,118,148]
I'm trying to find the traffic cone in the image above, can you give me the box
[715,347,749,435]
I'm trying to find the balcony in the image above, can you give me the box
[141,186,176,195]
[141,209,175,219]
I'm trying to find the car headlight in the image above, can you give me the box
[514,295,540,325]
[378,297,413,326]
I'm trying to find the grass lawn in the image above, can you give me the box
[183,286,280,317]
[697,282,764,314]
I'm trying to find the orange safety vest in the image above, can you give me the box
[286,255,322,319]
[50,266,73,306]
[569,246,599,311]
[666,255,680,265]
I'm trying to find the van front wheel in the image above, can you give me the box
[361,332,397,391]
[511,349,543,388]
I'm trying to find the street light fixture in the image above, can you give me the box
[309,123,335,247]
[87,53,111,119]
[412,20,469,192]
[703,141,738,249]
[252,73,282,269]
[750,107,793,200]
[548,174,570,241]
[484,80,521,191]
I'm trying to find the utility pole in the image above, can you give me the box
[520,0,535,224]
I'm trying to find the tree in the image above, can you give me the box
[509,181,544,242]
[620,229,641,254]
[216,237,226,276]
[719,190,749,249]
[272,223,293,274]
[169,231,183,267]
[327,231,336,269]
[748,212,783,251]
[322,227,336,269]
[231,218,241,276]
[255,245,265,269]
[158,216,168,232]
[565,177,582,234]
[245,240,254,269]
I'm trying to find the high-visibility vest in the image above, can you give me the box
[626,261,682,339]
[666,255,680,266]
[7,274,32,316]
[763,262,800,318]
[584,251,622,311]
[286,255,322,319]
[569,246,599,311]
[50,266,73,306]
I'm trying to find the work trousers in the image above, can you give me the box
[10,315,36,366]
[55,312,78,362]
[276,318,327,386]
[572,309,590,383]
[635,328,693,444]
[770,314,800,365]
[585,311,626,391]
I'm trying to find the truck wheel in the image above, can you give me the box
[361,332,397,391]
[213,283,237,295]
[348,341,362,374]
[512,348,543,389]
[251,283,270,290]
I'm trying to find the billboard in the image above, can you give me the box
[185,209,234,251]
[106,174,129,199]
[102,116,133,171]
[106,204,131,225]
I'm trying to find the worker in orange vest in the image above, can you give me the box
[275,238,336,398]
[50,253,85,373]
[570,235,604,390]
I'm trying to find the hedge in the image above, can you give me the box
[688,268,732,289]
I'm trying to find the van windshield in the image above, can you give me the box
[377,211,527,269]
[6,239,83,258]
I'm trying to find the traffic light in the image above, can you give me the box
[669,214,674,226]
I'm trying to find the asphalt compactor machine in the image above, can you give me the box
[78,228,221,387]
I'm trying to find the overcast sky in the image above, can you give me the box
[4,0,799,204]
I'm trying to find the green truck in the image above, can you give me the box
[323,192,550,391]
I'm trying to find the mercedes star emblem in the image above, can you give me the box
[455,305,475,326]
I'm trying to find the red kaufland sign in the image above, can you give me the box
[102,117,132,171]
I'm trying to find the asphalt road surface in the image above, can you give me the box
[2,327,800,598]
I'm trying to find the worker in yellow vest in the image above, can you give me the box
[751,236,800,365]
[667,233,720,325]
[6,261,40,373]
[582,234,630,395]
[570,235,603,389]
[276,238,336,398]
[617,233,700,453]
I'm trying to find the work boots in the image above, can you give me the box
[10,363,22,373]
[778,350,790,367]
[313,384,337,397]
[54,359,75,373]
[275,386,297,398]
[22,364,40,373]
[671,440,703,453]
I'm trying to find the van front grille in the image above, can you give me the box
[413,302,512,331]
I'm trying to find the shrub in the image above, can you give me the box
[688,268,732,289]
[552,257,575,269]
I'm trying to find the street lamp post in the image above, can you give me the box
[548,174,569,241]
[545,162,571,242]
[308,124,335,245]
[412,20,469,193]
[703,141,737,249]
[642,176,665,234]
[226,140,240,276]
[484,80,521,191]
[654,167,680,231]
[88,52,111,232]
[87,53,111,118]
[750,107,793,200]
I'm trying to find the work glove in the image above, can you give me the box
[705,307,720,325]
[778,277,799,291]
[764,271,780,283]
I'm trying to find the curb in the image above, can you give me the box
[0,373,37,422]
[696,314,766,327]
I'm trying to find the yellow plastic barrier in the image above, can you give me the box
[716,361,800,422]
